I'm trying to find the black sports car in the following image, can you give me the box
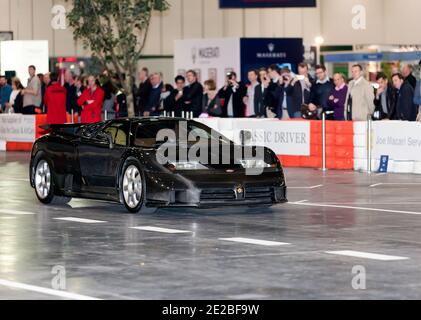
[30,118,287,213]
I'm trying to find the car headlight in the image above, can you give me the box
[239,159,272,169]
[168,161,208,171]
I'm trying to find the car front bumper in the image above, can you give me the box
[143,170,287,208]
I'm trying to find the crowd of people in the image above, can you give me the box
[135,63,421,122]
[1,62,421,125]
[0,65,128,124]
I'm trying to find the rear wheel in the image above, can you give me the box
[120,159,157,214]
[34,159,54,204]
[34,157,72,205]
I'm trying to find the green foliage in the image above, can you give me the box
[66,0,169,68]
[381,62,393,80]
[65,0,169,116]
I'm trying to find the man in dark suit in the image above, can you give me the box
[143,73,163,117]
[274,68,297,119]
[266,64,282,115]
[402,64,417,90]
[183,70,203,118]
[392,73,417,121]
[134,67,152,117]
[218,71,247,118]
[309,64,334,119]
[374,72,397,120]
[254,68,270,118]
[164,75,185,117]
[284,63,313,118]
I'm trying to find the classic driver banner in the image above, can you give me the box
[219,0,316,8]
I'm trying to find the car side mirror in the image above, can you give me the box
[97,132,114,149]
[106,134,114,149]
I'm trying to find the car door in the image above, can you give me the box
[77,121,130,194]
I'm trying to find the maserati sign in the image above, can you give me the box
[256,43,287,59]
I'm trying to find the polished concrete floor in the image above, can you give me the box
[1,151,421,300]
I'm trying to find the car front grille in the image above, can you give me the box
[200,188,236,201]
[200,186,274,203]
[245,187,274,200]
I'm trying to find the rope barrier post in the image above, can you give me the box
[367,116,373,174]
[322,112,327,172]
[104,110,108,121]
[71,109,74,124]
[171,111,175,118]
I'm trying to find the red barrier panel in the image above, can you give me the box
[278,155,301,167]
[299,156,322,168]
[35,114,48,139]
[310,144,322,156]
[281,120,354,170]
[66,114,79,124]
[335,134,354,147]
[6,142,33,152]
[334,121,354,134]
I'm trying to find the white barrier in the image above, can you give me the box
[1,113,420,175]
[0,114,36,143]
[195,118,311,156]
[354,121,421,174]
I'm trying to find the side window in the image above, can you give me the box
[188,125,211,141]
[135,122,177,147]
[103,122,129,146]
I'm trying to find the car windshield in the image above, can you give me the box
[135,120,232,148]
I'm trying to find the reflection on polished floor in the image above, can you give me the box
[1,151,421,300]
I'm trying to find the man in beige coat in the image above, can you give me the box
[345,64,375,121]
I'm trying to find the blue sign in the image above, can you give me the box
[378,155,389,173]
[386,51,421,61]
[240,38,304,81]
[324,51,421,63]
[220,0,316,8]
[324,53,384,63]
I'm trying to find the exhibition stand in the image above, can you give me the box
[174,37,303,89]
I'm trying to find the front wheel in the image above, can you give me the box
[120,159,157,214]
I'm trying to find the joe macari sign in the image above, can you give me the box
[0,114,36,142]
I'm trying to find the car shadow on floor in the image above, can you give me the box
[52,202,285,218]
[155,206,283,217]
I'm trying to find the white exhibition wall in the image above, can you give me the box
[2,0,421,58]
[174,38,241,89]
[0,40,49,80]
[1,0,421,82]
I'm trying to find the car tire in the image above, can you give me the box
[33,156,55,204]
[120,158,157,214]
